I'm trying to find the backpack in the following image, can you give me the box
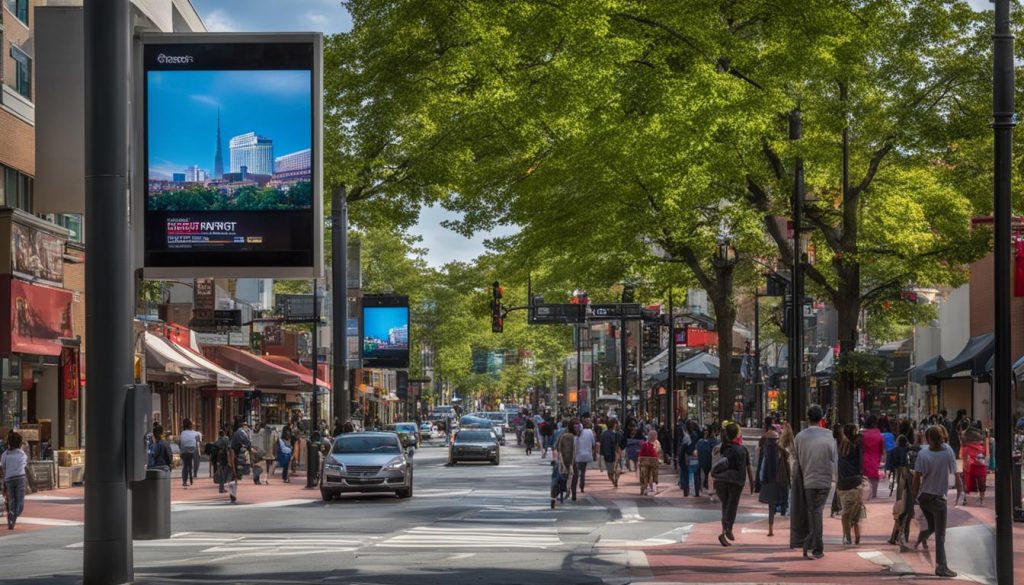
[215,442,230,467]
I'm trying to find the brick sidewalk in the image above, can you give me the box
[4,463,318,536]
[582,459,1021,584]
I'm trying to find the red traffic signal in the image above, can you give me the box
[492,281,504,301]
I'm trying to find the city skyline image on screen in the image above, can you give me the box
[147,69,312,212]
[363,307,410,356]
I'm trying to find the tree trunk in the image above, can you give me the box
[834,289,860,425]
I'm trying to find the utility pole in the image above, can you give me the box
[789,109,805,428]
[667,290,676,442]
[576,324,582,414]
[992,2,1015,582]
[331,187,350,425]
[307,279,320,489]
[83,0,133,582]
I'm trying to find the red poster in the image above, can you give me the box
[2,277,75,356]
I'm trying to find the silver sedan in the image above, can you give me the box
[320,432,413,500]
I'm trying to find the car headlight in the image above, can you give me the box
[385,458,406,470]
[324,460,344,472]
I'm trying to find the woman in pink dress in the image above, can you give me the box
[860,415,885,498]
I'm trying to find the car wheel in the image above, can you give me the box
[320,489,334,502]
[491,455,500,465]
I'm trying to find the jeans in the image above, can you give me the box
[216,466,232,493]
[715,482,742,532]
[918,493,949,569]
[180,451,195,486]
[680,461,700,496]
[280,453,292,481]
[605,457,618,483]
[803,487,830,555]
[4,475,26,526]
[571,462,589,497]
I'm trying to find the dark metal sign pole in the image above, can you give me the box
[84,0,134,582]
[620,317,628,420]
[789,109,805,427]
[331,187,349,425]
[992,2,1015,582]
[668,290,676,443]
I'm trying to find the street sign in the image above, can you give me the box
[587,303,642,319]
[529,303,584,324]
[279,294,322,322]
[214,309,241,327]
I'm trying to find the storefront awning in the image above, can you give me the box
[926,333,993,385]
[648,351,720,384]
[145,332,252,390]
[262,355,331,390]
[203,345,304,390]
[907,355,945,385]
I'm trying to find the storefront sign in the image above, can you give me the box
[12,222,65,285]
[0,277,75,356]
[192,278,216,328]
[140,34,323,278]
[61,348,80,400]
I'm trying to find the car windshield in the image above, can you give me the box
[484,413,504,421]
[332,435,401,454]
[461,416,491,426]
[395,424,417,433]
[456,431,493,442]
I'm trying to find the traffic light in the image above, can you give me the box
[491,281,504,333]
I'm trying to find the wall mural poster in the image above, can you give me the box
[9,278,74,355]
[11,223,65,284]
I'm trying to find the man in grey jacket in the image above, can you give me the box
[793,405,837,559]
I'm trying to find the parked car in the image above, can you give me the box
[449,429,500,465]
[387,422,419,449]
[319,432,413,500]
[419,422,439,440]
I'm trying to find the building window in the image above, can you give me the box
[3,166,33,213]
[52,213,83,243]
[6,0,29,26]
[11,45,31,99]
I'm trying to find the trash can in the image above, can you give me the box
[132,467,171,539]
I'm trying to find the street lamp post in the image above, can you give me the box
[992,2,1015,582]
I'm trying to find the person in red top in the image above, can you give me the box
[638,430,662,496]
[860,415,885,498]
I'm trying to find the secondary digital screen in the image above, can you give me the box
[362,297,410,368]
[142,39,319,274]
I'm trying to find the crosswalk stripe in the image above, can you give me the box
[376,525,560,549]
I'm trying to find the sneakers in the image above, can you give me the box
[229,494,237,503]
[935,566,957,578]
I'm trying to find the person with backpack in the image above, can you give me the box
[540,416,555,459]
[178,418,201,488]
[213,425,235,500]
[712,422,753,546]
[524,419,536,457]
[697,425,720,497]
[149,427,173,470]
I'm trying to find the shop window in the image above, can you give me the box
[6,0,28,26]
[11,44,31,100]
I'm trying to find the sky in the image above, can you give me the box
[148,70,312,180]
[191,0,509,268]
[363,307,409,342]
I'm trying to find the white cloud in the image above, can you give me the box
[203,9,237,32]
[306,11,329,29]
[190,94,220,108]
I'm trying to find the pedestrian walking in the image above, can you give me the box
[178,418,201,488]
[524,419,536,456]
[829,424,844,518]
[837,424,865,545]
[213,425,235,499]
[712,422,753,546]
[959,420,986,505]
[888,434,914,546]
[861,415,884,499]
[910,424,962,578]
[792,405,838,560]
[600,418,622,487]
[276,428,293,483]
[572,420,597,500]
[697,425,720,498]
[1,432,27,530]
[551,420,577,508]
[756,428,790,537]
[540,416,555,459]
[638,429,662,496]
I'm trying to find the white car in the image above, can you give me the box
[419,422,439,440]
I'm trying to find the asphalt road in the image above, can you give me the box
[0,437,647,585]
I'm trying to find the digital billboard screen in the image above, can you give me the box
[361,295,409,368]
[140,35,322,277]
